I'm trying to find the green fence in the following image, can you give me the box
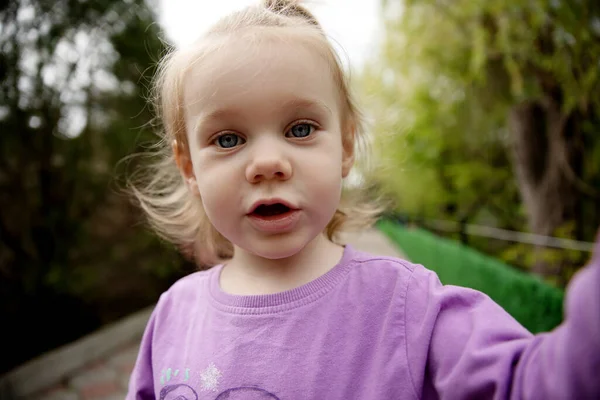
[377,219,564,333]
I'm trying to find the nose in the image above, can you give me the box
[245,146,292,184]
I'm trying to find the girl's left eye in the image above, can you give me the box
[286,123,315,138]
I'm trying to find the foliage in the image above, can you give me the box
[0,0,191,373]
[360,0,600,278]
[360,0,522,228]
[378,219,564,333]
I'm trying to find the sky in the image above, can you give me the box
[157,0,383,70]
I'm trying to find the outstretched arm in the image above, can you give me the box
[512,246,600,398]
[406,237,600,399]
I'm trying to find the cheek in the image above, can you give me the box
[191,156,239,223]
[196,179,239,239]
[304,139,345,180]
[302,147,344,212]
[191,151,228,193]
[310,176,343,227]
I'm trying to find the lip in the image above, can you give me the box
[247,198,299,215]
[247,209,302,234]
[246,198,301,234]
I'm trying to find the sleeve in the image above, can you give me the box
[125,306,159,400]
[405,242,600,400]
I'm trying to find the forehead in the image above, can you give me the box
[181,32,341,118]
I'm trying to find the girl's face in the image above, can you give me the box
[179,34,354,261]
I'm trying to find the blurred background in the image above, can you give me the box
[1,0,599,376]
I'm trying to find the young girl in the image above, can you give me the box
[127,1,600,399]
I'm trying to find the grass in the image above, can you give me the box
[377,219,564,333]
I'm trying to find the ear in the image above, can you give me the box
[173,140,194,178]
[173,140,199,194]
[341,122,355,178]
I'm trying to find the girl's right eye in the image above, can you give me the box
[214,133,245,149]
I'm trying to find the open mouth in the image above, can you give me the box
[252,203,292,217]
[247,201,301,232]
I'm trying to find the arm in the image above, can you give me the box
[406,241,600,399]
[513,251,600,398]
[126,307,158,400]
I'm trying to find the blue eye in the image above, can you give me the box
[216,133,244,148]
[287,123,315,138]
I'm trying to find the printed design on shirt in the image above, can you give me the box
[161,368,191,384]
[214,386,280,399]
[160,383,198,400]
[159,363,279,399]
[199,362,222,392]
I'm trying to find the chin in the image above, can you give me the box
[241,234,317,260]
[250,243,306,260]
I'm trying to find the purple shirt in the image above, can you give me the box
[127,244,600,399]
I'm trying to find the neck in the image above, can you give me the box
[219,233,344,295]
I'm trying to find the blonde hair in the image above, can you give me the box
[130,0,381,266]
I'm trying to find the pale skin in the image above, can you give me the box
[174,32,355,295]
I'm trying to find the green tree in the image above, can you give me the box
[362,0,600,280]
[0,0,188,373]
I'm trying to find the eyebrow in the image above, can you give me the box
[194,97,333,133]
[279,98,333,116]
